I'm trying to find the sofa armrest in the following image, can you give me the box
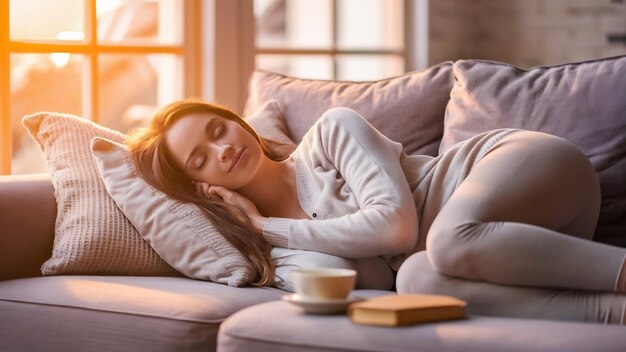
[0,174,56,280]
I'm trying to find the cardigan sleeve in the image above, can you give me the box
[262,108,418,258]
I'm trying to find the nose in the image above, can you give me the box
[217,144,234,162]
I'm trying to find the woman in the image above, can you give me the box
[127,99,626,323]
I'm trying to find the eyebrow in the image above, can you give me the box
[184,118,217,170]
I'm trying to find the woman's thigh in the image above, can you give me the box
[435,131,600,240]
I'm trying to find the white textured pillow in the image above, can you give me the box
[22,112,178,276]
[91,138,256,286]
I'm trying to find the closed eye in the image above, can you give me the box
[196,157,206,170]
[214,125,224,138]
[194,124,223,171]
[185,118,219,171]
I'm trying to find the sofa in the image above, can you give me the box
[2,55,626,351]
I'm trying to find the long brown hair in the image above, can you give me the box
[126,99,287,286]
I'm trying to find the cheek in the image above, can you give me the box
[252,146,266,170]
[242,144,262,172]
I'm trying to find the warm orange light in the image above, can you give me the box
[55,31,84,41]
[50,31,84,67]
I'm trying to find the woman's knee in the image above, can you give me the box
[425,219,483,279]
[396,251,442,294]
[397,251,479,297]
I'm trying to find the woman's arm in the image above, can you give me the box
[263,108,418,258]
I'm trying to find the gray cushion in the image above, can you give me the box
[440,56,626,247]
[0,276,284,352]
[218,299,626,352]
[245,63,454,157]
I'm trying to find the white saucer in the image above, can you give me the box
[282,294,365,314]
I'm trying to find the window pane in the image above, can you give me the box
[336,0,403,50]
[99,54,183,133]
[256,54,333,80]
[336,55,404,81]
[97,0,183,45]
[10,0,85,41]
[10,53,84,175]
[255,0,333,49]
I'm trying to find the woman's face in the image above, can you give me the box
[164,112,263,190]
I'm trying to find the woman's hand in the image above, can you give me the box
[194,182,267,233]
[194,181,213,199]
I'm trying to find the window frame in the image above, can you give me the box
[254,0,415,79]
[0,0,203,175]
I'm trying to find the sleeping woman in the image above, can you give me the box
[126,99,626,325]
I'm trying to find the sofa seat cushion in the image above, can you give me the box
[0,276,284,352]
[218,300,626,352]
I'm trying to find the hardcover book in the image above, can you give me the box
[348,294,466,327]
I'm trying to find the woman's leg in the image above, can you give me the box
[397,251,626,324]
[426,131,626,292]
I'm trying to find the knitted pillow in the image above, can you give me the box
[244,63,454,157]
[22,112,178,276]
[440,56,626,247]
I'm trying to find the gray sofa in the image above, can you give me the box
[2,176,625,352]
[2,55,626,351]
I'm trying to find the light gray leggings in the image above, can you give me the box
[399,131,626,324]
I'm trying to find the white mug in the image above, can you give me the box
[290,268,357,301]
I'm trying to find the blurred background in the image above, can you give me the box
[2,0,625,174]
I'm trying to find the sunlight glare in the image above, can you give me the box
[56,31,85,41]
[50,53,70,67]
[49,31,84,67]
[96,0,125,16]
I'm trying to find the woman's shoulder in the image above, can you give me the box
[305,107,379,145]
[316,107,370,130]
[297,108,363,145]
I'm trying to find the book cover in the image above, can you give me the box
[348,294,466,327]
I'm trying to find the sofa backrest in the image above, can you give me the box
[0,174,56,280]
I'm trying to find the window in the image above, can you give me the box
[1,0,202,175]
[1,0,422,175]
[253,0,407,81]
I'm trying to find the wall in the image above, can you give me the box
[428,0,626,68]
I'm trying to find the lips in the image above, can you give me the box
[228,148,245,173]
